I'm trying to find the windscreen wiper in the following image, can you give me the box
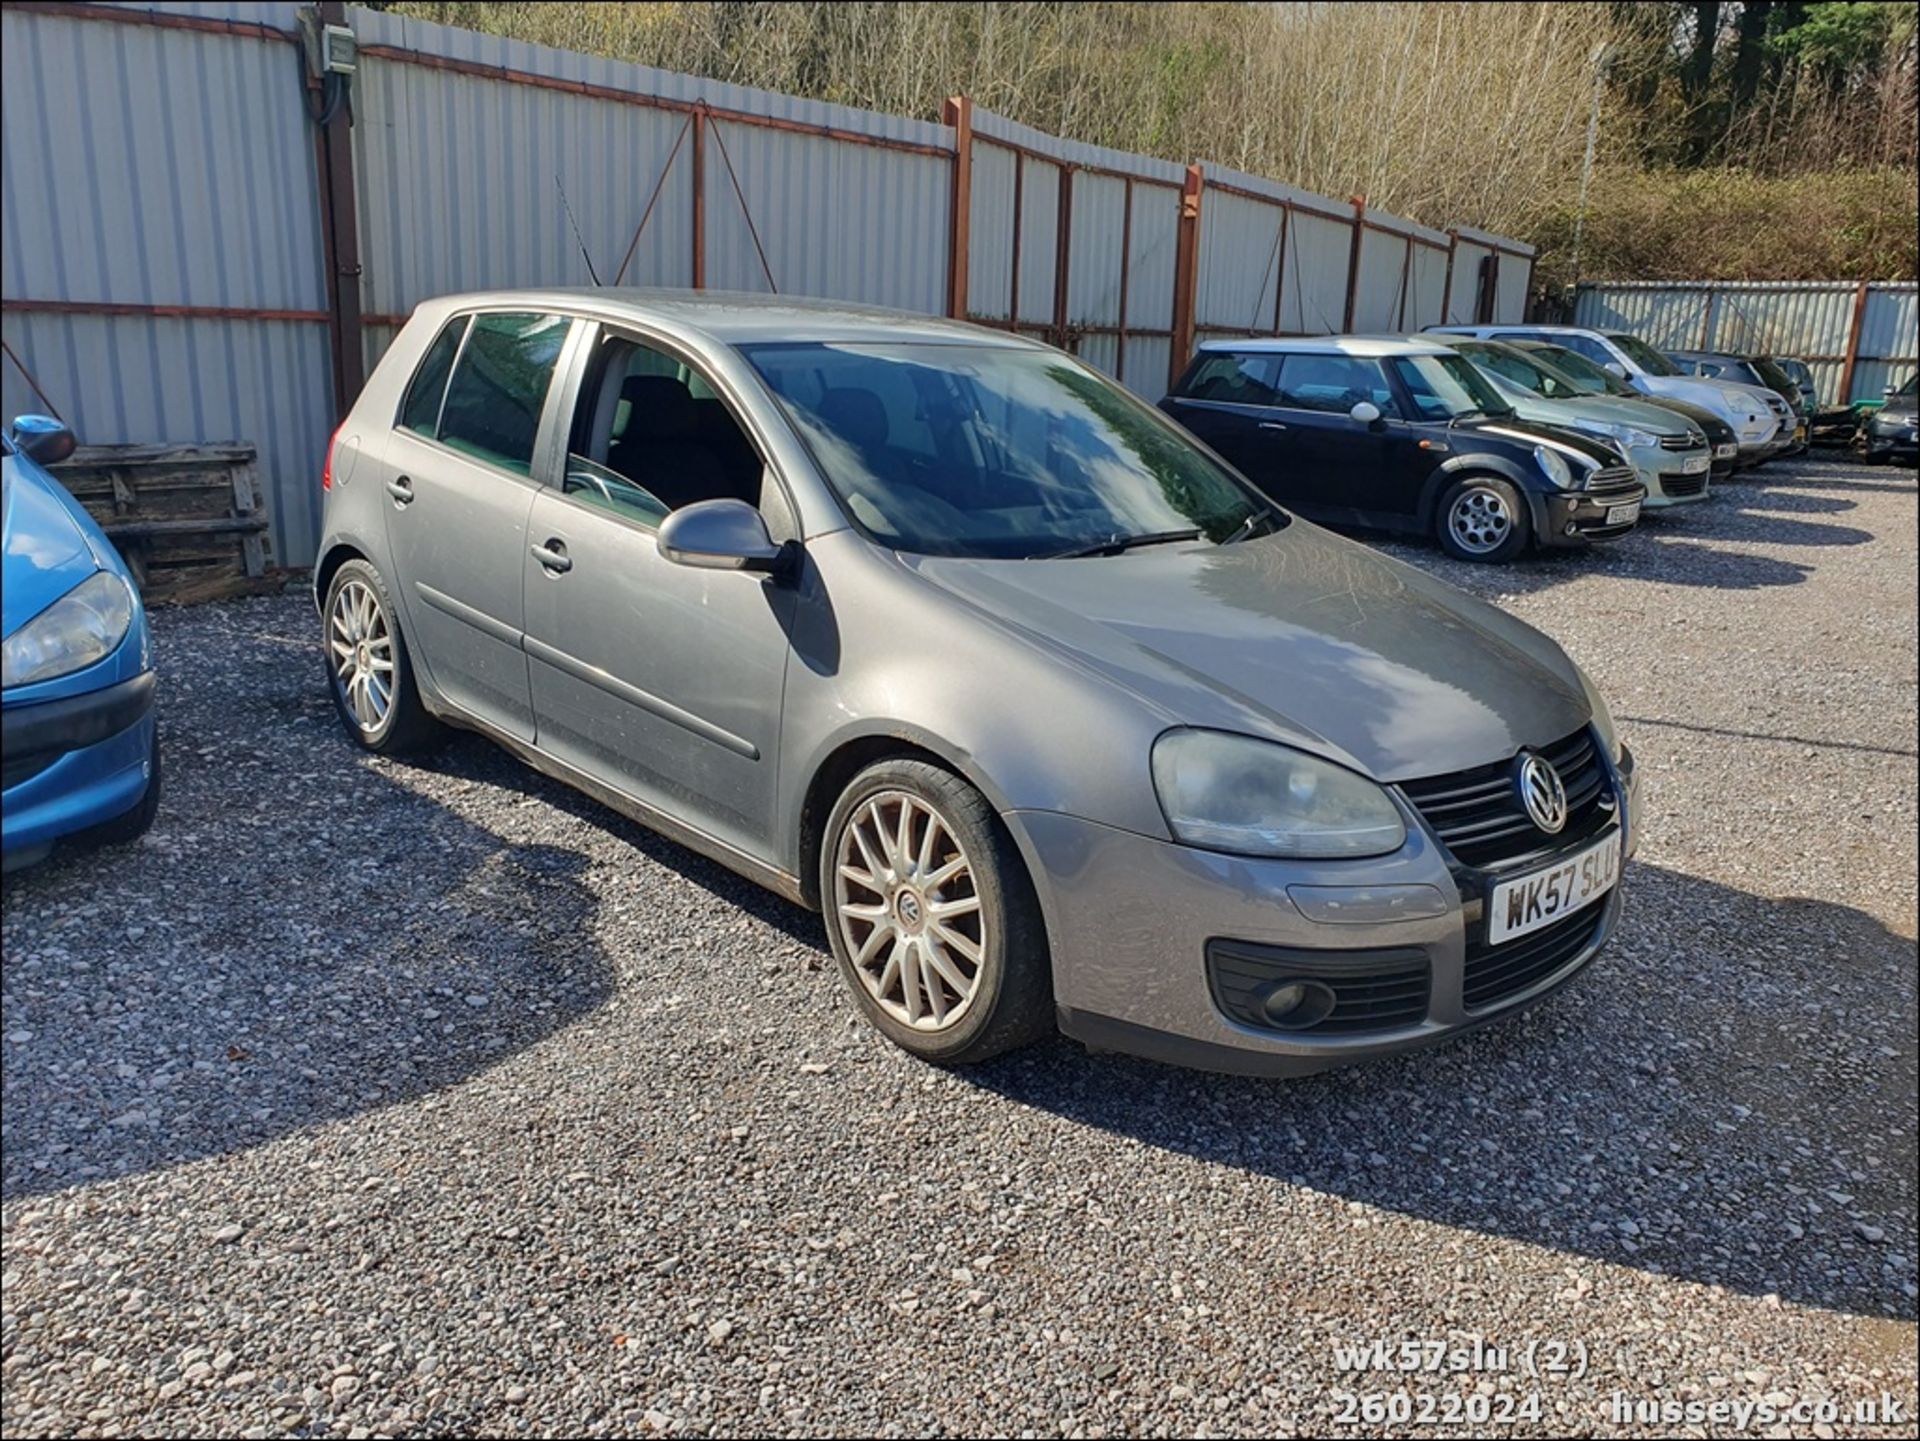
[1049,528,1203,560]
[1221,507,1284,545]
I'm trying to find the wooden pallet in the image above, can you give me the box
[50,442,275,604]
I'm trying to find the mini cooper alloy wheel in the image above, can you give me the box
[832,791,988,1031]
[1447,487,1515,555]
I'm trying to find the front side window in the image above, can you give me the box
[1180,353,1283,406]
[1607,333,1678,377]
[1529,343,1634,396]
[743,342,1270,559]
[398,315,469,437]
[561,329,765,527]
[1274,354,1397,415]
[1543,332,1614,367]
[1390,353,1512,421]
[435,312,571,476]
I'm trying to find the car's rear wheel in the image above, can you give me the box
[1436,476,1530,563]
[820,759,1052,1065]
[323,559,441,754]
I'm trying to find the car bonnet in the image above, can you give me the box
[903,522,1590,784]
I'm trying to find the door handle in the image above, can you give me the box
[1257,420,1289,431]
[530,540,573,574]
[385,475,415,504]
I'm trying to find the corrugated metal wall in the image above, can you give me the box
[0,0,333,567]
[3,2,1540,564]
[1574,281,1918,406]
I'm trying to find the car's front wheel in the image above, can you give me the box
[1436,476,1531,563]
[820,759,1053,1065]
[322,559,441,754]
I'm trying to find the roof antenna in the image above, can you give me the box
[556,175,603,286]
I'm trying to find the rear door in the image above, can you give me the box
[1161,352,1295,494]
[378,310,576,741]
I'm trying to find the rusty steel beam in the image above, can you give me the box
[1341,196,1367,333]
[1168,164,1204,388]
[690,107,706,289]
[4,298,330,323]
[943,97,973,320]
[1837,281,1873,405]
[1009,153,1025,325]
[316,0,366,415]
[1115,177,1133,382]
[7,1,295,44]
[966,132,1180,192]
[1052,167,1074,349]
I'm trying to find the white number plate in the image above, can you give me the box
[1487,830,1621,946]
[1714,442,1737,459]
[1681,455,1709,474]
[1606,500,1641,526]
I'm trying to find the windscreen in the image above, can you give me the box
[1608,333,1679,376]
[742,342,1270,559]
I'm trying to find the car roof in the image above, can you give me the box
[1194,335,1447,358]
[409,287,1042,350]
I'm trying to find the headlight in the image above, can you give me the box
[1577,421,1659,451]
[1150,730,1406,859]
[1,572,135,688]
[1574,663,1623,763]
[1532,444,1573,488]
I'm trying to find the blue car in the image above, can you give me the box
[2,415,160,871]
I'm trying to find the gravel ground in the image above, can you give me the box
[3,452,1915,1438]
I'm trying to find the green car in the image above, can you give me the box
[1430,336,1714,508]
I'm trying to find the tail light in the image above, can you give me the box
[322,423,345,491]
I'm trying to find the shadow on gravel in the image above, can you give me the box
[0,743,618,1201]
[967,862,1919,1322]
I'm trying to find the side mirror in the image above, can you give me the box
[1886,385,1898,398]
[1603,362,1628,380]
[1349,400,1383,427]
[7,414,76,466]
[657,498,787,574]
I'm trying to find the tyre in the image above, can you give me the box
[819,758,1053,1065]
[1436,475,1531,563]
[322,559,441,754]
[83,722,162,848]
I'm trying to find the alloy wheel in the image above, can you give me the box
[329,579,396,733]
[1448,488,1513,555]
[832,791,988,1031]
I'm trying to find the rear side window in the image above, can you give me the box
[435,312,572,476]
[1180,353,1282,405]
[1275,354,1397,416]
[397,315,468,437]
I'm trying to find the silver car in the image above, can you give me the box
[315,291,1639,1075]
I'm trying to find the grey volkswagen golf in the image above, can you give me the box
[315,291,1638,1075]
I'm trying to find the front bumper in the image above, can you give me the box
[1626,444,1713,507]
[1537,481,1648,545]
[1012,755,1639,1078]
[1862,419,1918,462]
[2,671,157,858]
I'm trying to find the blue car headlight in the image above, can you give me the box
[1151,729,1406,859]
[2,572,135,689]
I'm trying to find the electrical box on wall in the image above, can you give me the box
[298,10,357,77]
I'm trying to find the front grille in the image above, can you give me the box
[1207,940,1431,1036]
[1660,473,1708,497]
[1462,900,1608,1011]
[1398,728,1613,870]
[1584,466,1640,499]
[1658,432,1705,451]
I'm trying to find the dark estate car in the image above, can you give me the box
[1858,375,1918,464]
[1161,338,1646,564]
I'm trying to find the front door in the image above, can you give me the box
[378,310,576,741]
[1269,352,1404,523]
[521,325,796,861]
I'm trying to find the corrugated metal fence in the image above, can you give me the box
[2,0,1535,567]
[1573,281,1918,409]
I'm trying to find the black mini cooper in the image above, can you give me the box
[1161,337,1646,563]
